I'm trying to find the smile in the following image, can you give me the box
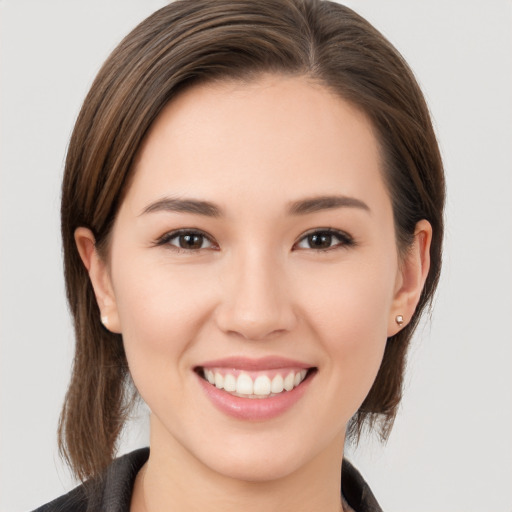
[195,357,316,420]
[201,368,309,398]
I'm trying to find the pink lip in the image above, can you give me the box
[198,356,312,371]
[195,358,316,421]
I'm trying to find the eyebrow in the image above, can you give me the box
[140,197,222,217]
[140,194,370,218]
[287,195,370,215]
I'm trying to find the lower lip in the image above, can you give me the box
[197,372,314,421]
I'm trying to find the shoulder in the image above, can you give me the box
[342,459,383,512]
[31,448,149,512]
[31,484,89,512]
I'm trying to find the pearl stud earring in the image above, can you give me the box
[395,315,404,326]
[101,315,109,327]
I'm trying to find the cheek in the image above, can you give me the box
[110,258,219,388]
[113,254,214,336]
[300,255,395,336]
[297,257,396,400]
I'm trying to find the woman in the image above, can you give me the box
[35,0,444,510]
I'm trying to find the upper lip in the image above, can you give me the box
[197,356,314,371]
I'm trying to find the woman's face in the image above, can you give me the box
[84,75,421,482]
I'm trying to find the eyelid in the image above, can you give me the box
[153,228,218,251]
[152,227,354,252]
[293,228,355,251]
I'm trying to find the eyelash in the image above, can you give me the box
[154,228,355,253]
[293,228,355,251]
[154,229,217,253]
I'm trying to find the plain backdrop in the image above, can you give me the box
[1,1,511,511]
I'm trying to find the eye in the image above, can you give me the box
[294,229,354,251]
[156,229,216,251]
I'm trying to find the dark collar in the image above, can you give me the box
[342,459,383,512]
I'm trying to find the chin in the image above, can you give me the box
[189,424,343,484]
[203,447,309,483]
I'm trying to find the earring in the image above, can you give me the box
[101,315,109,327]
[395,315,404,326]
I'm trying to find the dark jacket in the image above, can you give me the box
[33,448,383,512]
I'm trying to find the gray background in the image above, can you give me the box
[1,1,511,511]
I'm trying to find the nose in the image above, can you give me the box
[214,251,297,341]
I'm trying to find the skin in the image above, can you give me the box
[76,74,431,512]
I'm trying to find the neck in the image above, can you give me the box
[134,415,346,512]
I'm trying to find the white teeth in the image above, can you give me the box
[202,368,309,397]
[283,372,295,391]
[253,375,271,396]
[214,372,224,389]
[223,373,237,392]
[271,374,284,393]
[236,373,253,395]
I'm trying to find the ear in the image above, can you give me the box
[388,219,432,336]
[74,227,121,333]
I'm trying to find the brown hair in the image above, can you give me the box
[59,0,445,481]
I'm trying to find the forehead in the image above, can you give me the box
[126,74,388,216]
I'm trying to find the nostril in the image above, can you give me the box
[213,281,298,340]
[226,327,291,342]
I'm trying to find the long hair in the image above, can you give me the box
[59,0,445,482]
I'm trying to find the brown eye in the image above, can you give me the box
[157,230,215,251]
[307,233,333,249]
[179,233,205,249]
[295,229,354,251]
